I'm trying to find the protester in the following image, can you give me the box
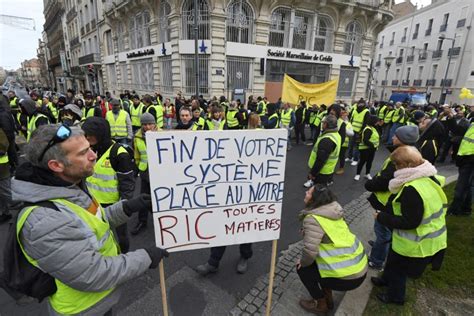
[204,106,225,130]
[417,114,445,164]
[247,112,261,129]
[355,115,380,181]
[164,98,175,129]
[297,184,367,314]
[192,104,206,130]
[280,102,295,150]
[336,109,353,175]
[20,99,50,142]
[226,101,241,130]
[294,101,307,145]
[175,107,194,130]
[105,99,133,146]
[347,100,369,165]
[372,146,447,305]
[262,103,279,129]
[12,124,168,315]
[0,126,12,223]
[129,94,145,134]
[60,104,83,126]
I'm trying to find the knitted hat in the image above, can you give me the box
[64,104,83,119]
[140,112,156,125]
[395,125,419,145]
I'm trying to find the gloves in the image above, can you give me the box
[144,246,169,269]
[123,194,151,217]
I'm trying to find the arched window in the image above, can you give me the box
[269,7,291,47]
[314,15,333,52]
[226,0,254,44]
[129,11,151,49]
[159,1,171,42]
[182,0,210,40]
[343,21,363,56]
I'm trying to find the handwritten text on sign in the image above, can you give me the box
[146,129,288,252]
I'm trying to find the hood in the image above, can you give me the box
[81,116,113,156]
[418,119,445,142]
[21,99,37,116]
[299,201,344,220]
[11,162,84,203]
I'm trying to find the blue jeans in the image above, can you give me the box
[387,123,402,146]
[448,164,473,215]
[369,220,391,267]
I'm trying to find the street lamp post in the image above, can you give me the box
[381,56,395,102]
[439,35,455,104]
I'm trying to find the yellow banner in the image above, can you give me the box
[281,74,338,106]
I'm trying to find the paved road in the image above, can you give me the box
[0,137,457,316]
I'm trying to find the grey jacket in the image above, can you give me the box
[299,201,367,279]
[11,178,152,315]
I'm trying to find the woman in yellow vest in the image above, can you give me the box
[372,146,447,305]
[297,184,367,314]
[204,106,225,130]
[355,115,380,181]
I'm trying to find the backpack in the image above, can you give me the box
[0,201,59,302]
[109,142,138,175]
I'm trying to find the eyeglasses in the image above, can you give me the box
[39,125,72,162]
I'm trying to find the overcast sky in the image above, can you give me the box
[0,0,432,70]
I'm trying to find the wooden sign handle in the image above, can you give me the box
[159,261,169,316]
[265,240,278,316]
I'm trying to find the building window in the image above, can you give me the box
[292,10,313,50]
[227,56,253,90]
[431,64,438,79]
[226,0,254,44]
[130,58,154,91]
[314,15,333,52]
[160,56,173,93]
[105,30,113,55]
[418,66,424,79]
[182,55,209,95]
[116,23,126,52]
[182,0,210,40]
[269,7,291,47]
[343,21,363,56]
[119,62,127,87]
[406,67,411,80]
[159,1,171,42]
[337,66,357,97]
[129,11,151,50]
[107,64,117,88]
[266,60,329,83]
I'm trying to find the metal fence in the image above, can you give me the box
[160,56,173,93]
[130,58,155,91]
[226,0,254,43]
[181,55,209,95]
[226,56,253,90]
[181,0,210,40]
[269,7,291,47]
[337,66,358,98]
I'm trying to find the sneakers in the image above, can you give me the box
[335,168,344,175]
[368,261,383,271]
[365,174,373,180]
[351,160,358,166]
[354,174,360,181]
[236,258,248,274]
[327,181,334,186]
[196,263,218,276]
[345,158,352,162]
[303,179,314,188]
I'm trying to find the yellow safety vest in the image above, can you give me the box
[87,144,127,204]
[226,109,239,128]
[17,199,119,315]
[392,107,406,124]
[9,97,18,109]
[130,103,144,127]
[315,110,327,127]
[47,102,59,121]
[0,152,9,164]
[384,109,394,123]
[359,126,380,150]
[457,124,474,156]
[280,108,293,126]
[146,105,164,128]
[373,157,393,206]
[134,130,148,172]
[309,111,318,126]
[350,108,368,133]
[308,132,341,175]
[342,121,352,148]
[106,111,128,138]
[392,177,447,258]
[377,105,387,120]
[192,117,206,131]
[206,119,225,130]
[258,101,267,117]
[27,113,49,142]
[308,214,367,278]
[266,113,279,129]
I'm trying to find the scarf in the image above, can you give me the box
[388,160,437,193]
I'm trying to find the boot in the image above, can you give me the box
[323,288,334,310]
[299,298,328,315]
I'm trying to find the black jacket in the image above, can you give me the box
[417,119,444,164]
[310,130,337,178]
[365,158,396,212]
[295,107,307,124]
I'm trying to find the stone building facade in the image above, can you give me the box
[92,0,394,102]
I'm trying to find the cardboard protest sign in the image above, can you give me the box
[146,129,288,252]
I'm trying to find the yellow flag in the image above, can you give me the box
[281,74,338,106]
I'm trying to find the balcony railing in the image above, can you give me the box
[381,80,388,86]
[419,51,428,61]
[85,23,90,33]
[432,50,443,58]
[401,36,406,43]
[425,28,432,36]
[426,79,436,86]
[91,19,96,30]
[66,7,77,22]
[439,24,448,32]
[78,53,100,65]
[70,66,83,76]
[375,60,381,67]
[440,79,452,87]
[457,19,466,28]
[407,55,415,62]
[69,36,80,47]
[391,80,399,86]
[396,56,403,64]
[448,47,461,56]
[413,79,422,87]
[389,39,394,46]
[412,32,418,40]
[401,80,410,86]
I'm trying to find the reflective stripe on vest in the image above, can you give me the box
[392,177,448,258]
[27,113,48,142]
[309,214,367,278]
[350,108,368,133]
[392,107,405,123]
[146,105,164,128]
[308,132,341,175]
[384,110,394,123]
[47,102,58,120]
[280,108,293,126]
[359,126,379,150]
[106,110,128,137]
[458,124,474,156]
[377,105,387,119]
[86,144,127,204]
[130,103,144,127]
[258,101,267,116]
[267,113,279,129]
[226,109,239,128]
[16,199,119,315]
